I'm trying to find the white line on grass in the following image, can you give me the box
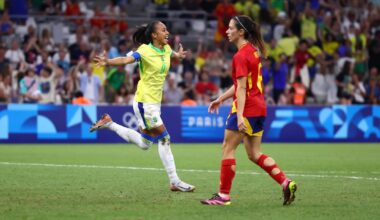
[1,161,379,181]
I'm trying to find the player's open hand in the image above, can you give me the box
[237,115,247,133]
[177,44,187,59]
[208,99,222,114]
[93,50,108,67]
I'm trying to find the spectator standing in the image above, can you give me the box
[163,74,183,105]
[80,62,101,103]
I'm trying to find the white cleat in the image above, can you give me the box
[170,181,196,192]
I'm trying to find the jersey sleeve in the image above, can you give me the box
[126,51,141,61]
[234,53,249,78]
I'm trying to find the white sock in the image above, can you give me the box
[108,122,151,150]
[158,136,180,184]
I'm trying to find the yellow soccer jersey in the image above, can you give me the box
[134,43,172,103]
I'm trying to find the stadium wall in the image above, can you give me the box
[0,104,379,143]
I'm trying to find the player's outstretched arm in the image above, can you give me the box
[93,51,135,67]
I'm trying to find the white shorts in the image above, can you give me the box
[133,100,163,130]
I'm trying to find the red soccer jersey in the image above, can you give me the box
[231,43,267,117]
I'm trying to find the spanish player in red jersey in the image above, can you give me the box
[201,15,297,206]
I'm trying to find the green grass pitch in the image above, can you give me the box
[0,143,379,220]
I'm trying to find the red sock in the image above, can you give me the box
[256,154,289,188]
[219,159,236,195]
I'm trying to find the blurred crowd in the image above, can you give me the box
[0,0,380,106]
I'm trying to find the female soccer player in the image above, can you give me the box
[90,21,195,192]
[201,15,297,205]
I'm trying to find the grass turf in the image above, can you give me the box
[0,143,379,220]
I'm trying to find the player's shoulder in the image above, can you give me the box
[137,44,149,51]
[163,44,172,55]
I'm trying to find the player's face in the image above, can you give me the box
[153,22,170,45]
[226,19,242,43]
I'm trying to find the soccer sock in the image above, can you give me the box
[157,134,180,184]
[108,122,151,150]
[256,154,289,188]
[219,159,236,195]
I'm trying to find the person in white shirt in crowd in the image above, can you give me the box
[311,64,329,104]
[39,62,64,104]
[5,39,25,70]
[351,73,366,104]
[79,60,101,103]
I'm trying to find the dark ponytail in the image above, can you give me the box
[234,15,267,58]
[133,21,160,46]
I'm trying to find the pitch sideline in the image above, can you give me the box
[0,161,379,181]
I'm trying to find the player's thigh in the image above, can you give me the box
[243,135,263,162]
[133,100,163,132]
[222,129,245,159]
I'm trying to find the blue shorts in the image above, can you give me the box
[225,113,265,136]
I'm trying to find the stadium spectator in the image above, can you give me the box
[181,90,197,106]
[53,46,70,75]
[104,65,126,103]
[214,0,236,45]
[60,66,80,104]
[0,10,14,37]
[201,15,296,206]
[0,73,11,103]
[336,61,355,104]
[368,30,380,71]
[291,76,306,105]
[290,39,310,88]
[79,61,101,103]
[178,70,195,95]
[5,39,25,70]
[0,45,10,77]
[19,68,41,103]
[39,63,63,104]
[114,85,130,104]
[311,64,329,104]
[163,73,183,105]
[72,90,92,105]
[352,73,366,104]
[195,70,218,104]
[272,53,289,104]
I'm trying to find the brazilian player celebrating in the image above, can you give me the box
[90,21,195,192]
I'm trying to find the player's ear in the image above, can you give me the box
[239,29,245,37]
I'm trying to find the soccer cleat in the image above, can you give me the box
[170,181,195,192]
[283,181,297,205]
[89,113,113,132]
[201,193,231,205]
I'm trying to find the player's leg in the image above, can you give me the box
[201,129,244,205]
[136,102,194,192]
[244,134,297,205]
[89,113,153,150]
[146,124,195,192]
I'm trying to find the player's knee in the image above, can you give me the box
[140,139,153,150]
[158,134,170,146]
[263,157,275,167]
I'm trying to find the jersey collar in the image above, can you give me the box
[149,43,165,54]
